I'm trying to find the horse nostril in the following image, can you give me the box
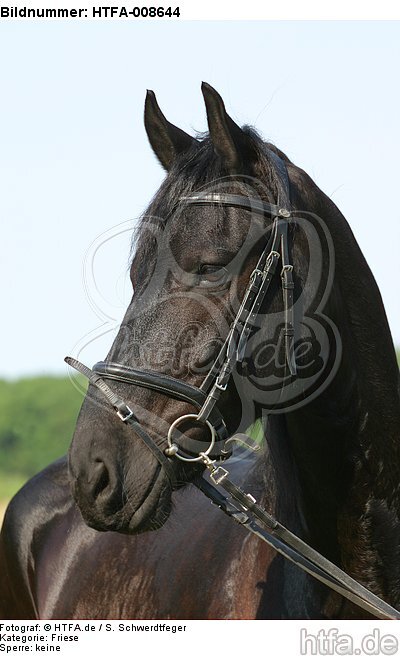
[90,460,111,499]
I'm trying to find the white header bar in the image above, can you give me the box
[0,0,400,20]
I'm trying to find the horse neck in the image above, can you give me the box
[307,193,400,479]
[282,192,400,603]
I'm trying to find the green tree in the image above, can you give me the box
[0,375,86,499]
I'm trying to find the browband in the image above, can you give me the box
[180,192,290,219]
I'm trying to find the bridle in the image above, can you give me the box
[65,152,400,620]
[69,151,296,461]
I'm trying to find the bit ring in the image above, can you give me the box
[166,413,216,462]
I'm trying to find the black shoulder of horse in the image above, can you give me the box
[2,456,73,542]
[0,457,73,619]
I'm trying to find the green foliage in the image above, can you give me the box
[0,375,86,498]
[0,473,29,501]
[245,418,264,445]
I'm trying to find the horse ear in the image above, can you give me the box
[144,90,197,171]
[201,82,257,173]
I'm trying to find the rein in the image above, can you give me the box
[65,152,400,620]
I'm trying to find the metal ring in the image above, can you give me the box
[166,413,216,462]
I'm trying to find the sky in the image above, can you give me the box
[0,20,399,378]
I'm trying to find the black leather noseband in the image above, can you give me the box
[92,360,229,456]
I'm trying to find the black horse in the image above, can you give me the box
[1,84,399,619]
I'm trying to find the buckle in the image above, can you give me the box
[265,251,280,269]
[250,268,264,284]
[210,466,229,485]
[281,264,294,282]
[117,405,134,422]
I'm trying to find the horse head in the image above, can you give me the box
[68,84,342,534]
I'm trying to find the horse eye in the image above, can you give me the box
[198,265,228,286]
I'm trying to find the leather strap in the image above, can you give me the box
[180,193,285,218]
[193,473,400,620]
[279,220,297,376]
[236,219,281,361]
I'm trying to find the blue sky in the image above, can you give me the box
[1,20,399,377]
